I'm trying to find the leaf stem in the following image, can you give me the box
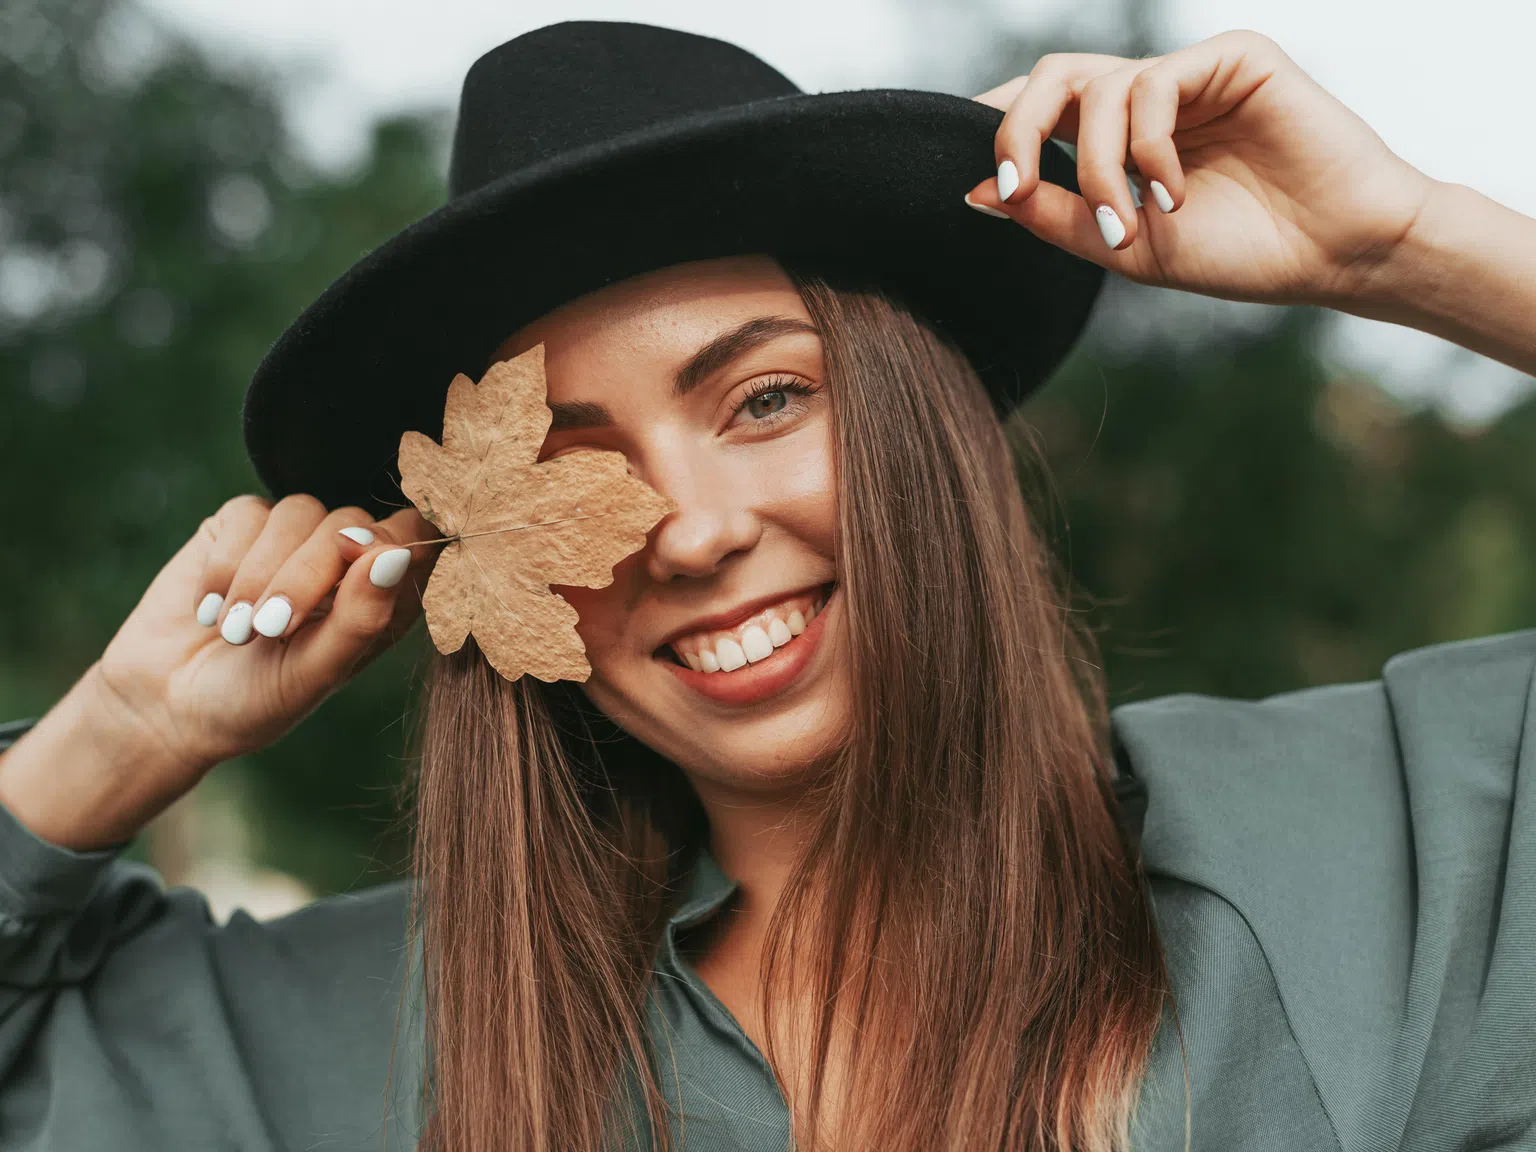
[398,512,604,547]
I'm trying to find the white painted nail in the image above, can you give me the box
[1096,204,1127,249]
[196,591,223,627]
[338,525,375,545]
[741,625,773,663]
[221,601,253,645]
[1149,179,1175,214]
[369,548,412,588]
[252,596,293,638]
[964,193,1010,220]
[996,159,1020,202]
[716,638,747,672]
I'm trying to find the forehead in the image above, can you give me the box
[494,255,812,386]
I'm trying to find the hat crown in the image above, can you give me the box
[449,21,801,197]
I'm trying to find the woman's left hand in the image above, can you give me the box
[967,29,1435,308]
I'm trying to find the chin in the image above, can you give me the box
[670,688,852,791]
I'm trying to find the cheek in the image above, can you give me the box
[557,569,644,666]
[740,419,837,559]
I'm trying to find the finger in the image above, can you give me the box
[284,536,435,689]
[137,516,217,624]
[246,506,386,642]
[1075,66,1145,249]
[373,503,441,553]
[993,53,1129,204]
[965,177,1158,283]
[216,494,328,646]
[1127,65,1188,213]
[193,494,273,633]
[972,74,1028,112]
[317,502,438,626]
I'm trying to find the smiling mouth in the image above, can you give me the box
[656,582,834,673]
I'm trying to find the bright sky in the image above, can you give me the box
[140,0,1535,422]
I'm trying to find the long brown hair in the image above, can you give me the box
[397,262,1179,1151]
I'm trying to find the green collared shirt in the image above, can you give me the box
[3,629,1536,1150]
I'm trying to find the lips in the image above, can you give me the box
[657,580,835,672]
[664,585,830,673]
[660,582,838,707]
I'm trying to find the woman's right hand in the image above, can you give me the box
[0,494,441,849]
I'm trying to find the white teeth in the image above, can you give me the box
[671,588,834,674]
[741,625,773,663]
[716,638,747,671]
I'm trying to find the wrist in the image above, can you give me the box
[1334,178,1536,376]
[1343,176,1461,325]
[0,663,206,851]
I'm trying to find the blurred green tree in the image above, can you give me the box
[1020,302,1536,706]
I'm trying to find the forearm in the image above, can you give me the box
[1347,179,1536,377]
[0,665,193,852]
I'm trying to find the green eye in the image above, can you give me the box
[745,390,788,419]
[729,375,820,430]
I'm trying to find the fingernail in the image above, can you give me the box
[1096,204,1127,249]
[964,193,1010,220]
[338,525,375,545]
[196,591,223,627]
[221,601,253,645]
[996,158,1020,202]
[252,596,293,638]
[369,548,412,589]
[1149,179,1175,214]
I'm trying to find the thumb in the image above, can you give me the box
[282,521,437,692]
[377,503,440,548]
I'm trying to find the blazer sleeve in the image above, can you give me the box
[0,718,426,1151]
[1112,629,1536,1152]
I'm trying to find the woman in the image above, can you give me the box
[1,18,1533,1152]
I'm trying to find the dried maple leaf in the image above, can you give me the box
[397,343,673,683]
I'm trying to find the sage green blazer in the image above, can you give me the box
[2,629,1533,1150]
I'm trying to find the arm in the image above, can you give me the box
[0,664,182,851]
[965,30,1536,379]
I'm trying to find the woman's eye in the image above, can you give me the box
[726,376,819,432]
[744,390,788,420]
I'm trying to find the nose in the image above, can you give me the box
[645,476,761,583]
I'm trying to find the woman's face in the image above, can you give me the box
[496,255,848,795]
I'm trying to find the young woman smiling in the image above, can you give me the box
[2,20,1534,1152]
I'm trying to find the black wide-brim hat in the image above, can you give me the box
[243,21,1104,520]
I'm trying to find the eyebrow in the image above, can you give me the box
[545,315,819,432]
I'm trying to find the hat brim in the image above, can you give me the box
[243,89,1104,518]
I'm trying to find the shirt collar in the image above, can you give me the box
[669,845,738,928]
[661,845,739,967]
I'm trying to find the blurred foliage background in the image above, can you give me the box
[3,0,1533,900]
